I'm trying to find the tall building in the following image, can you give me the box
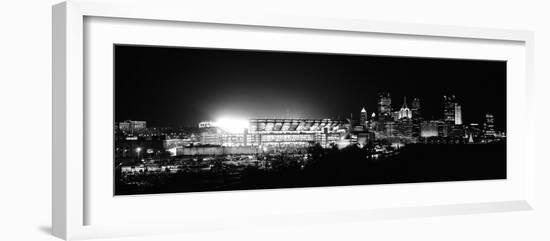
[436,120,449,137]
[484,114,496,136]
[454,104,462,125]
[368,112,376,130]
[398,96,412,119]
[360,107,368,126]
[383,121,396,137]
[410,97,422,138]
[411,98,421,119]
[443,95,457,123]
[378,92,392,120]
[396,118,413,138]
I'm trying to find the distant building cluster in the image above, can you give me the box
[363,93,503,146]
[116,120,147,133]
[115,92,504,158]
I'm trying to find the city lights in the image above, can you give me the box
[213,117,249,133]
[112,44,508,195]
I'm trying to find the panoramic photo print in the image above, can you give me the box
[114,45,506,195]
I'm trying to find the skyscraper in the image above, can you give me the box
[454,104,462,125]
[484,113,496,136]
[360,107,368,127]
[378,92,392,120]
[396,118,414,139]
[443,95,457,123]
[398,96,412,119]
[410,98,422,139]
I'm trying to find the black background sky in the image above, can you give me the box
[115,45,506,129]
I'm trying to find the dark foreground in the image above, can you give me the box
[115,143,506,195]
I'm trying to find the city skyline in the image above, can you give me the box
[115,45,506,129]
[117,91,502,133]
[114,45,506,195]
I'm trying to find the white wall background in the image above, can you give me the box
[0,0,548,240]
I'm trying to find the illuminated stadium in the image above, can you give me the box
[200,118,348,148]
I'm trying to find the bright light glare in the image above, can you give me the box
[213,117,249,133]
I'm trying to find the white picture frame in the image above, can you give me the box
[52,0,535,240]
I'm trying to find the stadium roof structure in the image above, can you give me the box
[249,118,346,133]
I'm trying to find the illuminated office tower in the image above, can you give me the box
[398,96,412,119]
[484,113,496,136]
[443,95,457,123]
[360,107,368,126]
[396,118,413,138]
[378,92,392,120]
[410,98,422,138]
[436,120,449,137]
[383,121,396,137]
[454,104,462,125]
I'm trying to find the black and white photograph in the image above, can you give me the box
[5,1,550,240]
[114,45,506,195]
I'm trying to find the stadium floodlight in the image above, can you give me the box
[213,117,249,133]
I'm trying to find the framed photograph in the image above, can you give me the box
[53,0,535,240]
[113,45,509,195]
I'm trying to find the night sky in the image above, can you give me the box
[115,45,506,129]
